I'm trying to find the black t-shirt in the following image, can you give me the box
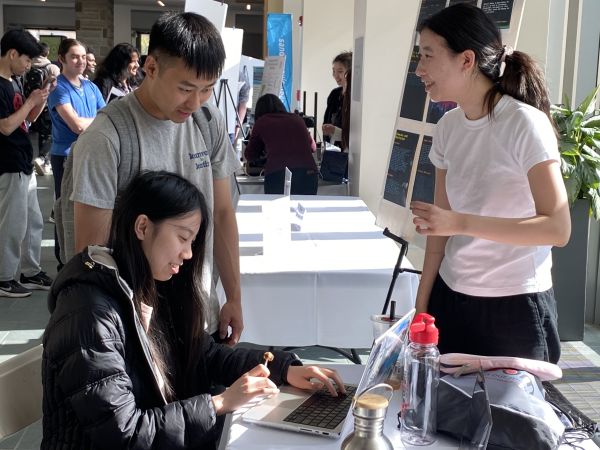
[0,76,33,175]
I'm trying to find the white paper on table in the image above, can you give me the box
[324,142,341,152]
[284,167,292,197]
[290,202,305,232]
[262,196,290,259]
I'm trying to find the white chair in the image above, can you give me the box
[0,344,43,440]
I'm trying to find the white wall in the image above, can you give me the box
[545,0,568,104]
[299,0,353,135]
[516,0,549,64]
[574,0,600,105]
[351,0,419,209]
[562,0,600,108]
[514,0,569,104]
[516,1,549,78]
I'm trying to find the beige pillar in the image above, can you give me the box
[263,0,283,58]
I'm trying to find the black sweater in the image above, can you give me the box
[42,247,301,450]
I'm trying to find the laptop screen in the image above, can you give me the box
[355,308,415,399]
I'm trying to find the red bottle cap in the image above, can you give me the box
[409,313,439,345]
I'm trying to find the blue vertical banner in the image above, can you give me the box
[266,13,293,111]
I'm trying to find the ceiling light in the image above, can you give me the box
[157,0,165,6]
[246,4,251,10]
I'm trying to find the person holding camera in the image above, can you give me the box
[0,29,54,297]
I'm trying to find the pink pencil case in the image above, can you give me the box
[440,353,562,381]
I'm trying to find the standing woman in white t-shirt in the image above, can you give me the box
[410,3,571,363]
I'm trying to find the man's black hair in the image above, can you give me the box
[148,12,225,80]
[1,29,43,58]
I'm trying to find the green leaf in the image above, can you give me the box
[581,138,599,152]
[559,139,580,156]
[560,148,579,157]
[581,126,597,134]
[551,105,570,120]
[581,163,599,187]
[581,148,600,165]
[561,157,576,176]
[582,117,600,128]
[576,85,600,116]
[569,111,584,134]
[589,189,600,220]
[563,168,583,205]
[552,115,570,135]
[554,85,600,219]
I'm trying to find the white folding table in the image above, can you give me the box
[234,195,419,351]
[219,364,600,450]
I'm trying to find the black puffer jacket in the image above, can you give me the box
[42,247,301,450]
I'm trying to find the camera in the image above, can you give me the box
[296,113,315,128]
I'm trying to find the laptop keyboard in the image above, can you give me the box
[283,385,357,430]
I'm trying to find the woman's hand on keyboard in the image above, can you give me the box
[286,366,346,397]
[212,364,279,414]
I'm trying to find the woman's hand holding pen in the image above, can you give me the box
[411,201,465,236]
[212,364,279,415]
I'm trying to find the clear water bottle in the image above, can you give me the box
[400,313,440,446]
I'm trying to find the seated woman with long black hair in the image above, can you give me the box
[41,171,344,449]
[244,94,319,195]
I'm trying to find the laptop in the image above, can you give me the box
[241,308,416,438]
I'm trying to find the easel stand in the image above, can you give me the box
[214,78,248,140]
[214,79,245,196]
[381,228,422,316]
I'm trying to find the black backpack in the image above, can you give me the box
[23,64,49,98]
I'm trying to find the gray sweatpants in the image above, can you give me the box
[0,172,43,281]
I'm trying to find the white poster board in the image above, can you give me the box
[257,55,285,100]
[375,0,526,248]
[239,55,264,110]
[184,0,227,31]
[215,27,244,136]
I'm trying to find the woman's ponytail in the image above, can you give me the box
[487,49,552,120]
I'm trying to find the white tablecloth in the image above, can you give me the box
[219,364,600,450]
[235,195,419,348]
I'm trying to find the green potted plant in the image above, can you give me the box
[551,85,600,217]
[550,84,600,341]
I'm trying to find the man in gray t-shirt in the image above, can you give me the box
[70,12,244,345]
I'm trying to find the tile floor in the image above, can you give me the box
[1,170,600,449]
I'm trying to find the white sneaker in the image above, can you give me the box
[34,157,45,176]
